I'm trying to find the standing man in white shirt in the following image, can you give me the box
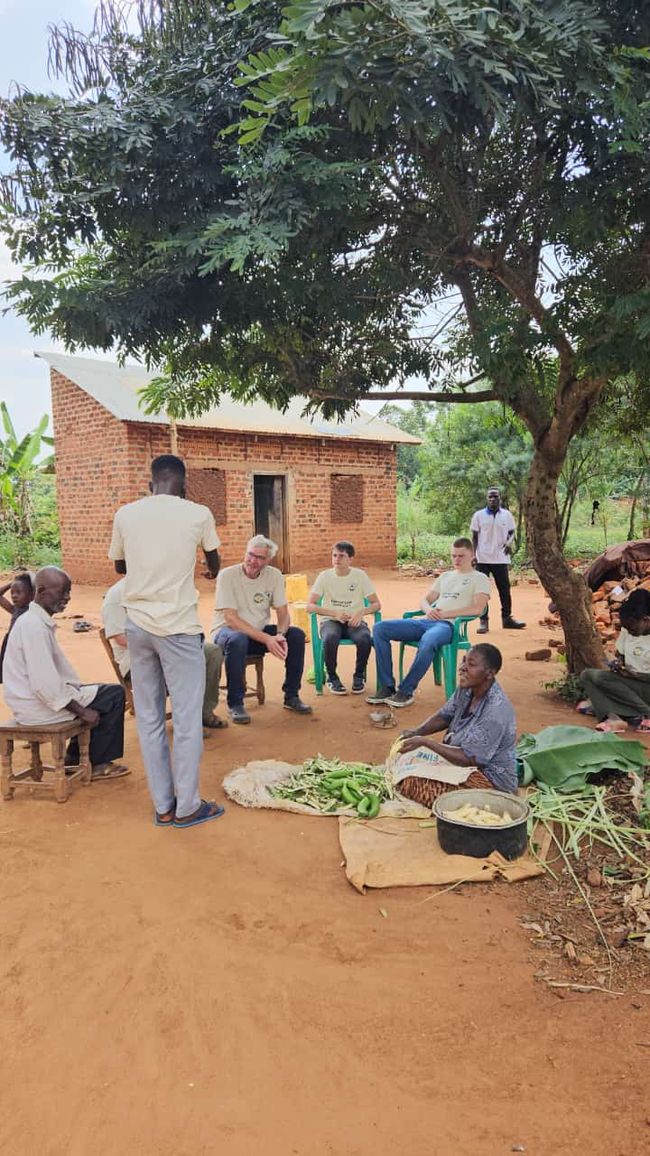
[109,454,224,828]
[3,567,128,780]
[102,577,226,729]
[212,534,312,724]
[470,487,526,633]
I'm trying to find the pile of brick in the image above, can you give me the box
[591,563,650,641]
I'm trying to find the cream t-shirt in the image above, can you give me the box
[108,494,219,637]
[102,578,130,677]
[431,568,491,614]
[310,567,376,623]
[616,628,650,675]
[212,564,287,634]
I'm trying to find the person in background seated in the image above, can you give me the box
[394,644,516,807]
[212,534,312,724]
[0,571,34,683]
[367,538,490,708]
[578,588,650,733]
[307,541,381,695]
[102,577,227,730]
[2,566,128,780]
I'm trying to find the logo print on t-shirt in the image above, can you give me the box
[253,592,270,605]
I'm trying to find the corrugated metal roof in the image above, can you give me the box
[35,351,421,445]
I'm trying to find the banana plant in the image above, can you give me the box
[0,402,54,537]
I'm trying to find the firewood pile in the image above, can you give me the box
[590,562,650,641]
[538,557,650,649]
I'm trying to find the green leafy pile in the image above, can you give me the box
[270,755,393,817]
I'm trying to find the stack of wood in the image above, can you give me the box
[591,563,650,641]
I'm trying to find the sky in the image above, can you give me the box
[0,0,117,441]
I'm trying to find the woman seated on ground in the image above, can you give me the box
[0,571,34,683]
[394,643,517,808]
[579,589,650,734]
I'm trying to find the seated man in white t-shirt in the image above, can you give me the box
[307,541,381,695]
[367,538,490,708]
[212,535,312,724]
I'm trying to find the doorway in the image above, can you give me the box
[253,475,288,572]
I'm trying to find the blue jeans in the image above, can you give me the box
[214,624,305,708]
[373,618,453,695]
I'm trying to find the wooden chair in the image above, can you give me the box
[221,654,266,705]
[0,720,91,804]
[99,628,134,714]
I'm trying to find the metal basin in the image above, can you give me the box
[432,788,530,860]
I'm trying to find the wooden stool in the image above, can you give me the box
[0,720,92,804]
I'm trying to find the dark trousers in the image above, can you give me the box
[319,620,372,678]
[214,625,305,707]
[475,563,512,623]
[66,684,126,767]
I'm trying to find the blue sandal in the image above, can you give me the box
[173,799,225,828]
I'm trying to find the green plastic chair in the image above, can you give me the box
[397,610,478,701]
[309,599,382,695]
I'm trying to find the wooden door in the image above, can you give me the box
[253,475,288,571]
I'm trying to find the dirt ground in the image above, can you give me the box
[1,573,649,1156]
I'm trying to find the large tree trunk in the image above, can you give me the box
[525,442,604,673]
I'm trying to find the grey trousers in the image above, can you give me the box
[580,667,650,721]
[126,619,205,819]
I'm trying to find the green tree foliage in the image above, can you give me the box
[376,401,433,488]
[420,404,532,539]
[0,403,54,539]
[1,0,649,670]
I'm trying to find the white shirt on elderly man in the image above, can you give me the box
[2,601,98,725]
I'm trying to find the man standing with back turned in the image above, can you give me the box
[470,487,525,634]
[109,454,224,828]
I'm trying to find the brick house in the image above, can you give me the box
[37,351,420,585]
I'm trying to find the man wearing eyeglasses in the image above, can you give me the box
[212,535,312,724]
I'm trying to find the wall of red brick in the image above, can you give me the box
[51,372,398,584]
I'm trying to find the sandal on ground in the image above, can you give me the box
[576,700,595,716]
[202,716,228,729]
[154,809,176,827]
[634,718,650,733]
[594,719,627,734]
[91,762,130,780]
[173,799,225,828]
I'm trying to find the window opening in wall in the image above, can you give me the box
[331,474,364,523]
[186,468,227,525]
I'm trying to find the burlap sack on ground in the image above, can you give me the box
[339,815,548,893]
[222,759,428,818]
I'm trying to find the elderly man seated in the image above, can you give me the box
[3,566,128,780]
[212,535,312,724]
[102,577,227,730]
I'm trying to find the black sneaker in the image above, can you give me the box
[386,689,415,708]
[326,676,347,695]
[351,675,365,694]
[228,704,251,725]
[503,617,526,629]
[284,695,313,715]
[366,686,395,704]
[476,622,489,634]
